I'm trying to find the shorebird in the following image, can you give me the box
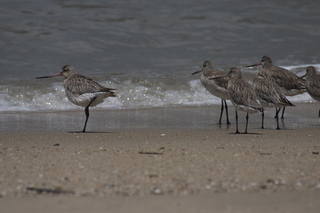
[253,73,294,129]
[211,67,263,134]
[247,56,306,118]
[36,65,116,132]
[192,61,231,124]
[301,66,320,117]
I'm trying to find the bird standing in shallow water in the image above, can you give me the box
[36,65,116,132]
[247,56,305,118]
[301,66,320,117]
[211,67,263,134]
[192,61,231,124]
[253,73,294,129]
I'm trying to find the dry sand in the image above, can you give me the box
[1,103,320,212]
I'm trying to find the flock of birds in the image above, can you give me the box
[192,56,320,134]
[36,56,320,133]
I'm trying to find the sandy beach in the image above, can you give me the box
[1,103,320,212]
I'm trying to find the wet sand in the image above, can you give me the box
[1,103,320,212]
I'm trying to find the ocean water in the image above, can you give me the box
[1,0,320,112]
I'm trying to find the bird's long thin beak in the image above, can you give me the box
[246,62,261,68]
[209,74,228,80]
[191,70,203,75]
[36,72,62,79]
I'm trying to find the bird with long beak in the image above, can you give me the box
[36,65,116,132]
[301,66,320,117]
[192,61,230,124]
[253,73,294,129]
[210,67,263,134]
[246,55,305,118]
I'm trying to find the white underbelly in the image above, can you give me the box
[66,91,110,107]
[232,102,261,114]
[201,78,229,100]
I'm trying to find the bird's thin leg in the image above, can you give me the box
[82,97,96,133]
[261,111,265,129]
[275,108,281,130]
[224,100,231,125]
[218,99,224,124]
[273,108,278,118]
[281,107,286,118]
[82,107,90,133]
[235,110,240,134]
[244,112,249,134]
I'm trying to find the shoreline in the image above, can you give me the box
[1,103,320,133]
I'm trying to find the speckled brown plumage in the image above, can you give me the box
[302,66,320,116]
[36,65,116,132]
[192,61,230,124]
[211,67,263,134]
[253,73,294,129]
